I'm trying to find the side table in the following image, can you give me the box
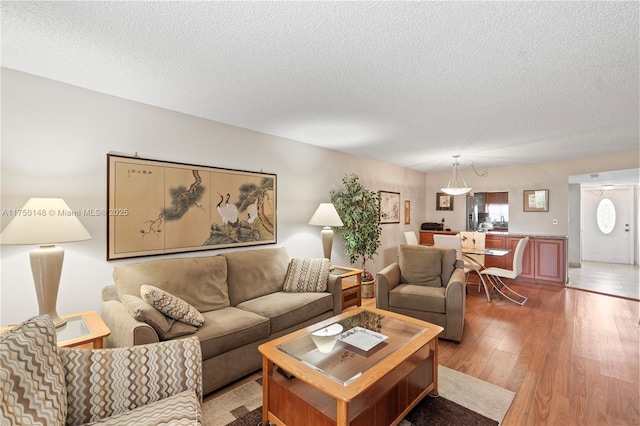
[330,265,364,310]
[2,311,111,349]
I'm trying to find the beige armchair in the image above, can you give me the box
[1,315,202,425]
[376,244,467,342]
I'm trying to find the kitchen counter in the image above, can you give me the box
[420,230,568,285]
[485,231,568,240]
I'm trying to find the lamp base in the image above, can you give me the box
[30,245,67,328]
[320,227,334,260]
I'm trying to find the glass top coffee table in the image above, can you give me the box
[258,307,443,426]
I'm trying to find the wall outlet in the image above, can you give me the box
[552,219,558,225]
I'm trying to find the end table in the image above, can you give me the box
[2,311,110,349]
[330,265,364,310]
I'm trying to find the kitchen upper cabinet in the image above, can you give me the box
[484,192,508,205]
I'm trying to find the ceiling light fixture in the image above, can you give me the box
[441,155,472,195]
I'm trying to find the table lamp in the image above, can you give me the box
[308,203,343,260]
[0,198,92,327]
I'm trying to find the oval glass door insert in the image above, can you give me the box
[596,198,616,234]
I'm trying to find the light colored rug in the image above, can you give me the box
[203,365,515,426]
[433,366,515,425]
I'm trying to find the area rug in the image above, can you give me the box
[202,365,515,426]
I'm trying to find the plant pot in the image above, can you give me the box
[361,279,376,299]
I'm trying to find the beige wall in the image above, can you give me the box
[426,152,639,236]
[0,69,426,325]
[2,68,637,325]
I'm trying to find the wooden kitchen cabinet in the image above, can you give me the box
[533,239,567,283]
[481,234,566,285]
[419,230,457,245]
[484,234,507,269]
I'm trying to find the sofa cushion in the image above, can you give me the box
[141,285,205,327]
[120,294,198,340]
[0,315,67,426]
[438,247,458,284]
[114,256,229,313]
[85,390,202,426]
[237,291,333,334]
[224,247,291,306]
[399,244,443,287]
[389,284,447,313]
[283,258,330,292]
[195,308,270,360]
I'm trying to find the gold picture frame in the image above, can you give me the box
[107,153,277,260]
[404,200,411,224]
[436,192,454,211]
[523,189,549,212]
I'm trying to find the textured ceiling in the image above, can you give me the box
[1,1,638,173]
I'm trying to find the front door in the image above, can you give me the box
[581,186,634,264]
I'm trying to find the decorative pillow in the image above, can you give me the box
[399,244,443,287]
[283,258,330,292]
[0,315,67,425]
[120,294,197,340]
[141,285,205,327]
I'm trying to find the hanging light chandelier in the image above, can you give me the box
[441,155,472,195]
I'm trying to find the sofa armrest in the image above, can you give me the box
[327,274,343,315]
[60,336,202,425]
[101,298,159,348]
[444,267,467,342]
[376,263,400,310]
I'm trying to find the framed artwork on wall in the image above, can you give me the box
[436,192,454,211]
[107,153,276,260]
[404,200,411,224]
[379,190,401,224]
[523,189,549,212]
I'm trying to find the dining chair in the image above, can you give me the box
[480,237,529,305]
[432,234,474,281]
[404,231,419,245]
[460,231,485,272]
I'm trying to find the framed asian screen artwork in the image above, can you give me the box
[107,153,277,260]
[380,190,401,224]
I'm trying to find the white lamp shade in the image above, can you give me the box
[1,198,91,328]
[440,187,472,196]
[441,156,472,196]
[308,203,343,227]
[0,198,92,245]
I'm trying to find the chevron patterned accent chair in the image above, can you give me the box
[1,315,203,425]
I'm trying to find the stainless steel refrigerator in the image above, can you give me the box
[465,193,487,231]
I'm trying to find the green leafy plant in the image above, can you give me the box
[330,174,382,279]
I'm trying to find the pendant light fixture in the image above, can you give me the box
[441,155,472,195]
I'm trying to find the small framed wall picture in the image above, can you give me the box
[436,192,454,211]
[404,200,411,224]
[523,189,549,212]
[379,190,401,224]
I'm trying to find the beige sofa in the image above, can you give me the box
[102,246,343,395]
[376,244,466,342]
[1,315,202,425]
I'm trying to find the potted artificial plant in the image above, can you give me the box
[330,173,382,298]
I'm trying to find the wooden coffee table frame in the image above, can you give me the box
[258,307,443,426]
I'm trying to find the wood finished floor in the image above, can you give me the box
[365,282,640,425]
[207,283,639,425]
